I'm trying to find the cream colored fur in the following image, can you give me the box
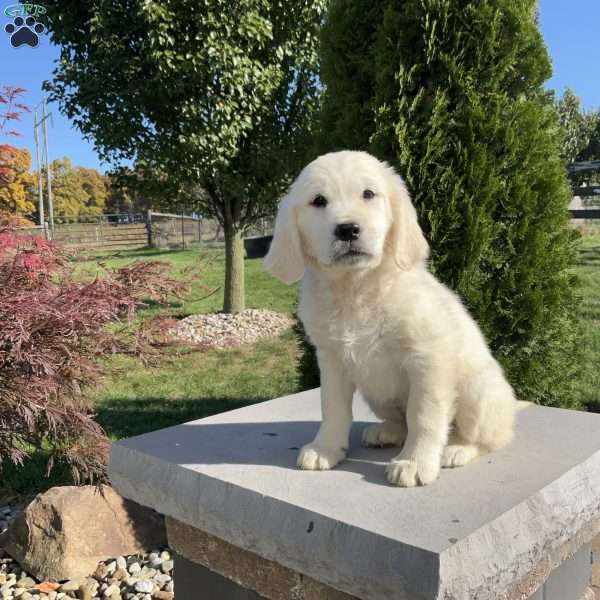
[264,150,516,487]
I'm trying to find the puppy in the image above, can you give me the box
[264,151,516,487]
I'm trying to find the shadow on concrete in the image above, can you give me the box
[120,418,462,489]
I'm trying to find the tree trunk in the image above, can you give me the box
[223,218,245,313]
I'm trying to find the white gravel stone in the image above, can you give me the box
[159,561,172,575]
[133,580,153,594]
[103,583,120,597]
[169,308,294,348]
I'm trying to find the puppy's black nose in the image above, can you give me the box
[334,223,361,241]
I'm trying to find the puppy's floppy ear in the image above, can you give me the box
[386,168,429,270]
[263,192,305,284]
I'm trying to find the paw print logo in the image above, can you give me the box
[4,16,45,48]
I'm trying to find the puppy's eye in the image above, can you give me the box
[311,194,328,208]
[363,189,375,200]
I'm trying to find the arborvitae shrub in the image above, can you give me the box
[293,311,320,392]
[316,0,581,408]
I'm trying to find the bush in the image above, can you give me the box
[293,311,320,391]
[318,0,581,408]
[0,217,195,482]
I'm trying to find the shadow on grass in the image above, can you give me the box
[80,247,193,262]
[1,395,266,504]
[578,245,600,267]
[0,451,75,505]
[95,395,262,440]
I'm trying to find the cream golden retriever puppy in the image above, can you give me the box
[263,150,516,487]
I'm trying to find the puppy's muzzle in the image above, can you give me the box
[334,222,361,242]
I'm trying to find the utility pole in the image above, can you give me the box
[41,99,54,231]
[33,107,44,231]
[33,99,54,232]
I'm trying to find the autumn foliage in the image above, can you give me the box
[0,85,30,139]
[0,86,36,217]
[0,145,35,215]
[0,216,194,481]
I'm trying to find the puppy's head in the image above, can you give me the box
[264,151,429,284]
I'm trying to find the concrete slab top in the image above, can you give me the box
[109,389,600,600]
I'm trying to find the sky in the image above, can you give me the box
[0,1,599,174]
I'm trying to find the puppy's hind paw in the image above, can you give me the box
[297,443,345,470]
[441,444,480,468]
[386,458,439,487]
[362,422,406,448]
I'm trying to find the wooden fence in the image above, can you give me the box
[15,211,274,251]
[51,221,148,250]
[16,212,221,251]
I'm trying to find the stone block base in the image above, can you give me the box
[168,516,596,600]
[167,517,356,600]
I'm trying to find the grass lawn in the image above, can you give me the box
[571,235,600,412]
[2,235,599,503]
[1,246,302,504]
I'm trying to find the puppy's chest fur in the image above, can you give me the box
[300,278,410,413]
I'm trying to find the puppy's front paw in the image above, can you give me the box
[386,458,440,487]
[297,443,345,470]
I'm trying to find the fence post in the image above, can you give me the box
[181,211,186,250]
[146,210,153,248]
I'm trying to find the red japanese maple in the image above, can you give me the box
[0,215,195,482]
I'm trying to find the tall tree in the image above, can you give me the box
[319,0,580,408]
[36,157,107,221]
[44,0,324,312]
[0,147,35,215]
[107,161,193,215]
[555,87,599,164]
[79,166,108,215]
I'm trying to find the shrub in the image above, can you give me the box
[293,311,320,391]
[0,219,194,482]
[318,0,581,408]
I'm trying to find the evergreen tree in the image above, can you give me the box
[319,0,580,407]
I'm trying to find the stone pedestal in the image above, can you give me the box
[109,389,600,600]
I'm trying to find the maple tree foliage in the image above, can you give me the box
[0,85,29,139]
[0,214,197,481]
[0,86,35,217]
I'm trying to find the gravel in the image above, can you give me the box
[170,308,294,348]
[0,311,294,599]
[0,506,174,600]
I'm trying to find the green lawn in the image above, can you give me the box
[571,235,600,412]
[2,236,599,503]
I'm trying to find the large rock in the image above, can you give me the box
[0,485,166,581]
